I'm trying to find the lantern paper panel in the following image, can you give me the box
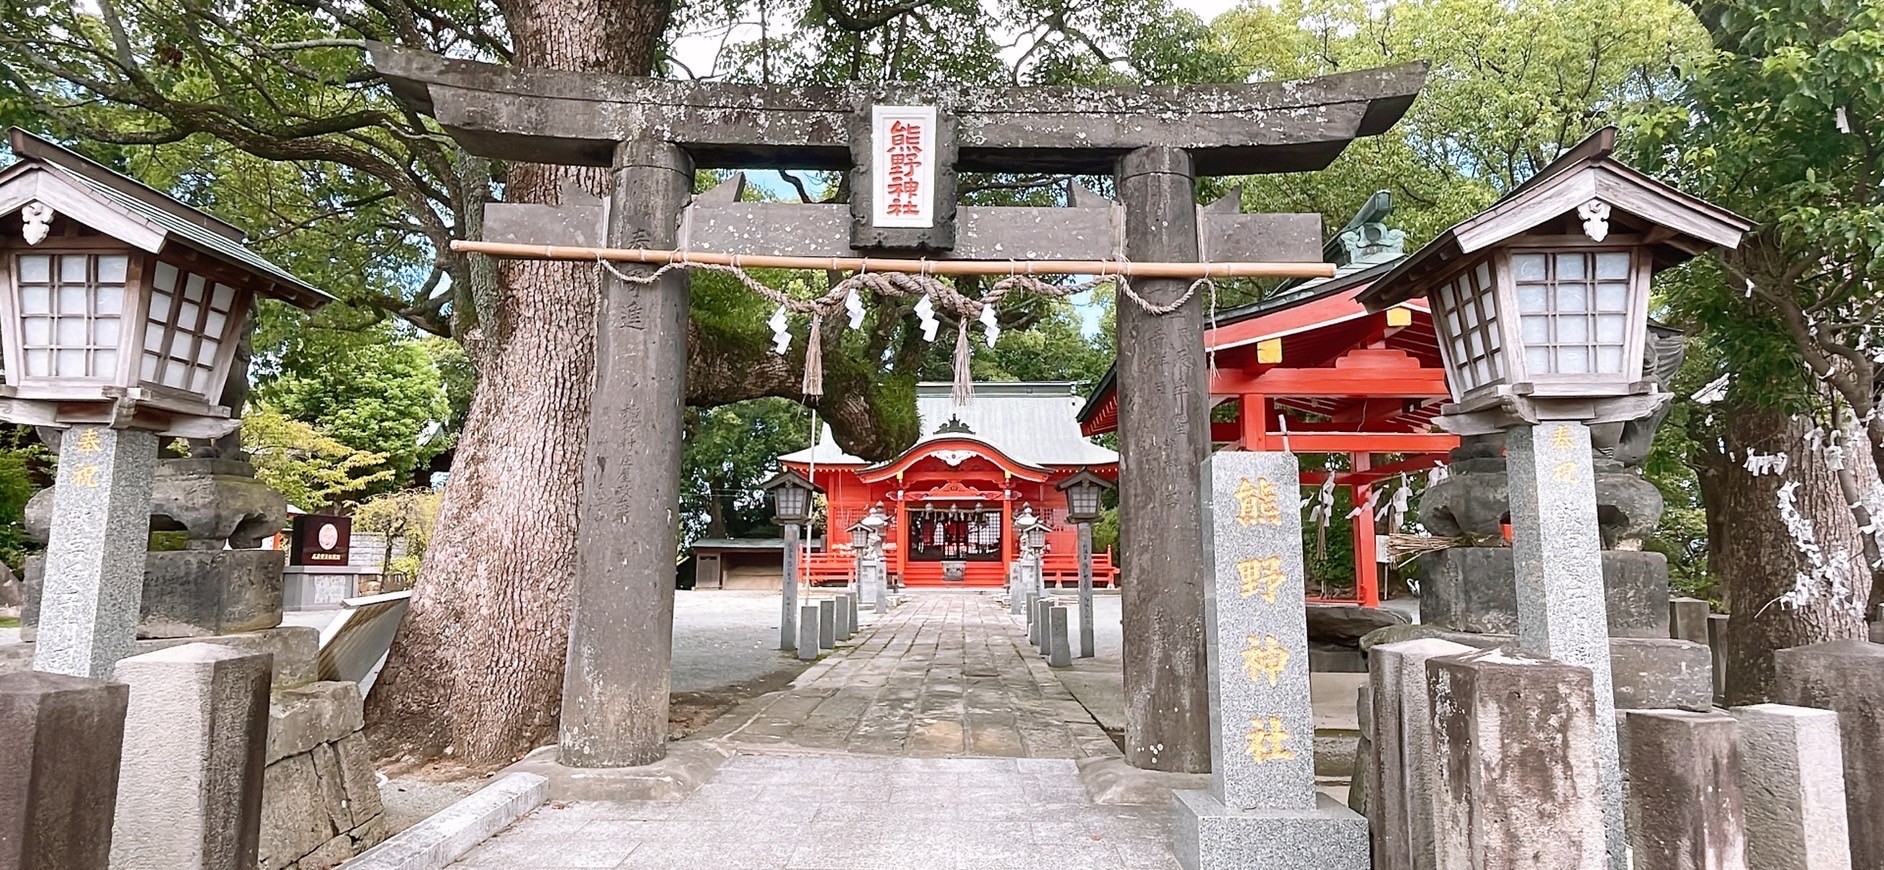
[142,261,238,394]
[1513,250,1632,377]
[1432,260,1503,394]
[12,252,128,380]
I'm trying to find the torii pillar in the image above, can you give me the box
[367,44,1426,771]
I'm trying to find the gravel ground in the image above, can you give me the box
[669,589,805,694]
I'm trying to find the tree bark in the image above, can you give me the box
[363,0,673,767]
[1713,402,1867,706]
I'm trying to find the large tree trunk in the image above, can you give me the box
[364,0,672,767]
[1712,402,1867,706]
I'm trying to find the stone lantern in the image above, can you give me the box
[1056,469,1113,657]
[0,129,332,679]
[851,502,890,611]
[1359,126,1751,866]
[759,468,823,650]
[1057,469,1112,524]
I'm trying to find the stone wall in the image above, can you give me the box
[0,627,388,868]
[261,680,388,869]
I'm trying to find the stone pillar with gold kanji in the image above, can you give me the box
[33,424,160,678]
[1172,450,1369,870]
[1507,420,1625,868]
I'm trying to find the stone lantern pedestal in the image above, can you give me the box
[6,455,389,867]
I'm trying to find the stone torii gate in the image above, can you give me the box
[369,44,1426,771]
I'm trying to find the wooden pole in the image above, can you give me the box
[450,240,1335,280]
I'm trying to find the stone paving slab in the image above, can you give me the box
[450,754,1178,870]
[700,592,1116,759]
[451,593,1169,869]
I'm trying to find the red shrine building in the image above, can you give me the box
[1079,192,1459,607]
[783,382,1119,588]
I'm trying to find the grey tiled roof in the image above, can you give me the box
[783,381,1118,468]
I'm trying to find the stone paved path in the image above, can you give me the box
[450,592,1177,870]
[699,591,1116,758]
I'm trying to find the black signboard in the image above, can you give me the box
[290,514,352,567]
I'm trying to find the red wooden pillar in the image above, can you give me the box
[1240,394,1272,450]
[1351,452,1380,607]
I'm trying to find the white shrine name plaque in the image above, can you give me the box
[871,105,938,229]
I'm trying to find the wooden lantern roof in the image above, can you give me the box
[0,128,335,311]
[1358,127,1752,311]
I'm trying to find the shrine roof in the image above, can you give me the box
[782,381,1117,469]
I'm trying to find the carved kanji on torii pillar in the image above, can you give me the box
[368,44,1427,772]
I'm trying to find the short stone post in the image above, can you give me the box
[110,643,272,870]
[817,598,836,650]
[1367,637,1474,870]
[1172,451,1367,870]
[33,425,161,678]
[1669,597,1710,644]
[1048,605,1072,668]
[872,562,888,614]
[848,591,859,632]
[1732,704,1851,870]
[0,671,130,869]
[797,604,820,661]
[1428,646,1608,869]
[1025,592,1040,642]
[835,594,853,641]
[1707,614,1729,701]
[1622,710,1747,869]
[1506,421,1624,868]
[1773,639,1884,868]
[1036,598,1054,655]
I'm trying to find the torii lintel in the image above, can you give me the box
[366,44,1428,176]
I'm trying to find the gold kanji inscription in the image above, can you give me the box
[1552,460,1578,483]
[71,465,99,488]
[1550,424,1576,451]
[1244,716,1296,763]
[1233,477,1283,527]
[74,429,102,453]
[1236,556,1287,603]
[1241,636,1289,686]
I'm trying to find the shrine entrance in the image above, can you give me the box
[788,381,1119,589]
[367,43,1427,771]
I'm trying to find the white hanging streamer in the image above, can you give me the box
[845,288,865,330]
[914,294,939,342]
[1743,450,1790,477]
[979,304,1000,347]
[1378,473,1412,533]
[1346,487,1380,520]
[768,305,791,355]
[1771,480,1867,617]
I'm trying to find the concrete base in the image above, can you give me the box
[1172,789,1369,870]
[500,742,732,802]
[22,549,286,639]
[1076,755,1211,806]
[1418,548,1670,637]
[345,773,547,870]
